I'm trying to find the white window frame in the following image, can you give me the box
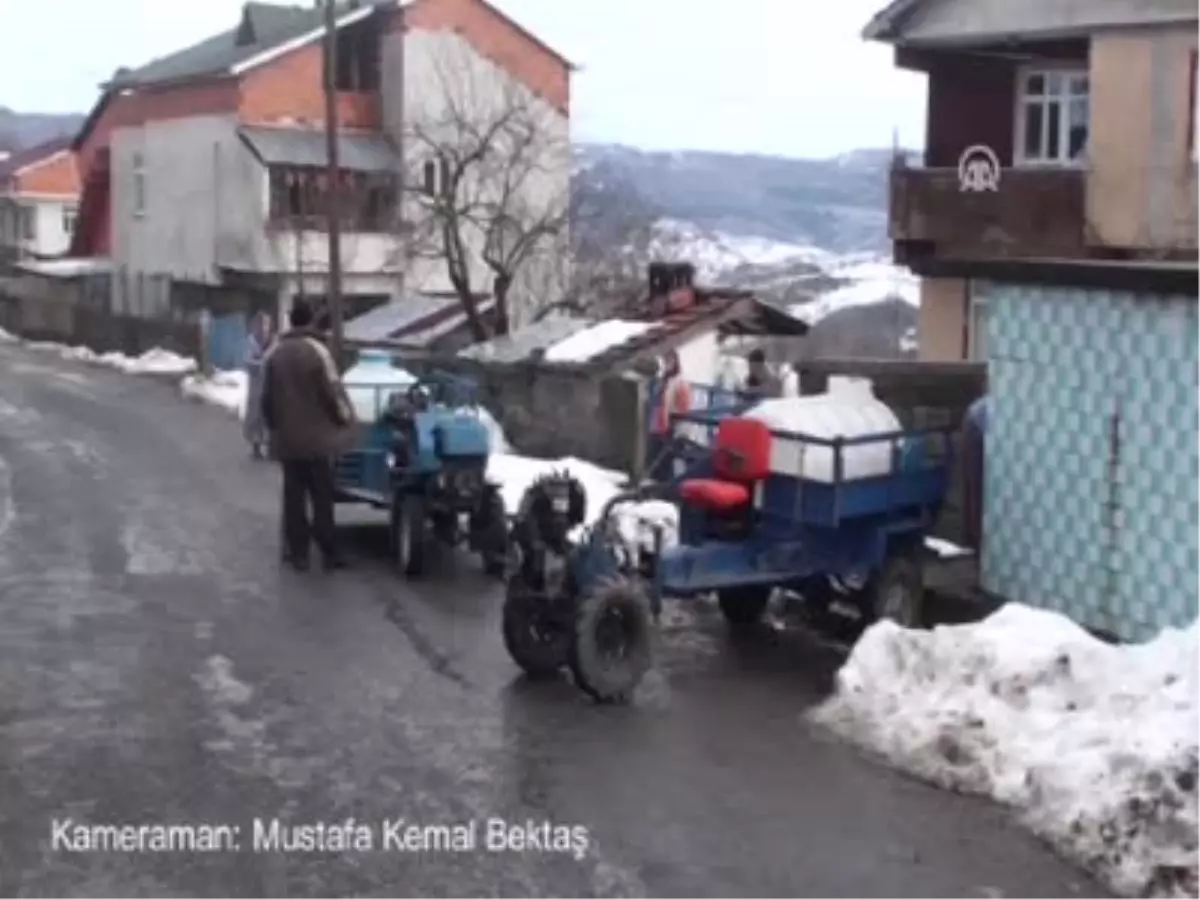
[62,205,77,236]
[1014,64,1090,168]
[132,151,146,217]
[19,204,35,242]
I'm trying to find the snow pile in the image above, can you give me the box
[14,335,198,376]
[810,604,1199,898]
[0,326,17,344]
[181,370,247,418]
[542,320,657,364]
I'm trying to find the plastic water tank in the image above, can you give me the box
[741,376,903,481]
[341,349,416,423]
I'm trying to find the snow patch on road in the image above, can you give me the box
[809,603,1199,898]
[181,370,248,419]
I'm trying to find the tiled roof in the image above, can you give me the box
[0,136,72,181]
[238,125,399,172]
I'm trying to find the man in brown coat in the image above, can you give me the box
[261,299,357,572]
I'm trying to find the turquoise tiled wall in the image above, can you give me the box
[980,282,1198,641]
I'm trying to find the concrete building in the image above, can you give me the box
[865,0,1199,641]
[68,0,572,334]
[0,138,81,263]
[866,0,1198,360]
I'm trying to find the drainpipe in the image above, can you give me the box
[960,278,972,360]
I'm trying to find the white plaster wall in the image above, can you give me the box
[394,28,571,328]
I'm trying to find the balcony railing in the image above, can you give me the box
[889,165,1086,261]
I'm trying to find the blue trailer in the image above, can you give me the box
[501,393,953,702]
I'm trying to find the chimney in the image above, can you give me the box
[647,262,695,317]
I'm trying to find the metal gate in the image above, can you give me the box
[207,311,248,373]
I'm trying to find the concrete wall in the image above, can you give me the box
[917,277,971,361]
[1087,24,1198,252]
[392,28,571,328]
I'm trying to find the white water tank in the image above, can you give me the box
[742,376,902,481]
[341,349,416,423]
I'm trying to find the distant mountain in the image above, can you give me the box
[0,107,85,152]
[575,143,916,256]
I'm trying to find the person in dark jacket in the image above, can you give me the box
[743,348,783,399]
[261,299,357,571]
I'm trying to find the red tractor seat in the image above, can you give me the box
[679,417,772,513]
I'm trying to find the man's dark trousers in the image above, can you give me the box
[281,457,337,564]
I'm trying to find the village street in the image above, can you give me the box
[0,340,1104,898]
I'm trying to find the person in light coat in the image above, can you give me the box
[243,311,274,459]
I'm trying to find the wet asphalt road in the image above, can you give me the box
[0,342,1106,898]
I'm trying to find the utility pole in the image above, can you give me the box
[321,0,345,364]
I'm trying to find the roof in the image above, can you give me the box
[0,136,72,181]
[458,315,594,363]
[238,125,399,172]
[863,0,1199,45]
[15,257,112,279]
[109,1,391,90]
[344,291,493,344]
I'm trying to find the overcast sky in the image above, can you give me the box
[1,0,927,158]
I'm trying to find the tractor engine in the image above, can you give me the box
[509,471,587,595]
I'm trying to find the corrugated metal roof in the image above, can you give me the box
[458,316,595,363]
[345,294,455,342]
[239,126,399,173]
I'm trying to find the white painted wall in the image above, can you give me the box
[389,28,571,329]
[110,115,403,313]
[0,195,76,258]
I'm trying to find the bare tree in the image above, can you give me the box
[400,37,571,340]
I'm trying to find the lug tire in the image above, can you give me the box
[568,578,654,704]
[502,581,571,678]
[392,493,427,577]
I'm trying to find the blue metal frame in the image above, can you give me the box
[333,371,493,508]
[583,403,952,608]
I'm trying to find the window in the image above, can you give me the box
[19,204,35,242]
[1189,50,1198,161]
[131,151,146,216]
[334,23,381,92]
[1016,67,1090,166]
[62,205,77,236]
[421,157,452,198]
[267,166,396,231]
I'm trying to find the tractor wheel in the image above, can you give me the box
[717,585,772,626]
[502,581,571,678]
[391,493,427,577]
[568,578,654,704]
[476,486,510,578]
[862,553,924,628]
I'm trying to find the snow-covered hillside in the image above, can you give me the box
[650,218,918,327]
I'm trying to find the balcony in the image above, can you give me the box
[889,165,1087,265]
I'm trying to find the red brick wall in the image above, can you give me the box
[405,0,570,115]
[238,42,381,129]
[13,151,80,198]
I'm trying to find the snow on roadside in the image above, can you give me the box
[809,604,1199,898]
[181,370,248,419]
[1,332,196,376]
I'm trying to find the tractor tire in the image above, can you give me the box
[862,553,924,628]
[717,585,772,626]
[391,493,427,577]
[476,487,510,578]
[502,581,571,678]
[568,578,654,704]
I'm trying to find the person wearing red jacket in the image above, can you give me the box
[647,350,692,481]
